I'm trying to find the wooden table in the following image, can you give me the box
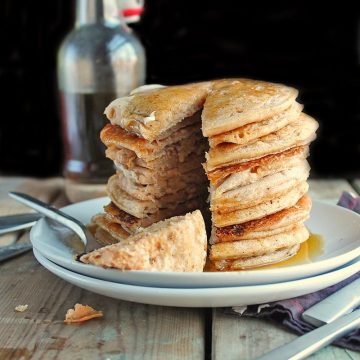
[0,177,359,360]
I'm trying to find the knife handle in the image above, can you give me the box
[257,309,360,360]
[302,277,360,327]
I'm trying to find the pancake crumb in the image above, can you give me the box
[64,303,103,324]
[15,304,28,312]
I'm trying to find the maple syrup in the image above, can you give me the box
[204,233,324,272]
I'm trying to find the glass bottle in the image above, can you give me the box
[57,0,145,201]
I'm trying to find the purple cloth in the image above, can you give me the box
[225,191,360,351]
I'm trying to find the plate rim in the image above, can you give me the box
[33,247,360,293]
[30,198,360,278]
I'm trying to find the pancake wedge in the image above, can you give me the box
[81,210,207,272]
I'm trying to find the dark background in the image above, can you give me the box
[1,1,360,177]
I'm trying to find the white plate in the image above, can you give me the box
[33,248,360,307]
[30,198,360,288]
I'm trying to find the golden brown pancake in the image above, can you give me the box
[209,224,308,261]
[107,174,208,218]
[101,122,203,160]
[213,244,300,270]
[205,113,318,171]
[212,182,309,227]
[202,79,298,136]
[103,197,208,233]
[211,195,311,243]
[91,213,130,245]
[208,102,303,147]
[205,146,308,185]
[112,169,207,202]
[210,162,309,211]
[104,82,211,141]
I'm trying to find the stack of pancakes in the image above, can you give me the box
[202,79,318,270]
[90,83,211,245]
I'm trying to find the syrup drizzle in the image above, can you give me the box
[204,233,324,272]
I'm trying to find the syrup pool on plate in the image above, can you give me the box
[260,233,324,269]
[205,233,324,272]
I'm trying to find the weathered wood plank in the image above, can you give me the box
[212,179,360,360]
[0,179,205,359]
[0,252,205,360]
[308,179,355,204]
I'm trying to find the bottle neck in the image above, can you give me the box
[75,0,122,27]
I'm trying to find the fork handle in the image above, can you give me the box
[9,192,87,244]
[257,309,360,360]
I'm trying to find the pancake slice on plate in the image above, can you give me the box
[81,210,207,272]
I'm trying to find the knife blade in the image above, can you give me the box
[0,243,33,263]
[257,277,360,359]
[302,277,360,327]
[257,309,360,360]
[0,213,42,235]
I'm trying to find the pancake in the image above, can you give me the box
[202,79,298,136]
[108,146,206,172]
[210,161,309,210]
[112,168,207,201]
[209,101,303,147]
[211,195,311,243]
[213,244,300,270]
[101,122,203,160]
[213,181,309,227]
[209,224,309,261]
[104,198,208,233]
[104,81,211,141]
[206,113,318,171]
[205,146,308,185]
[114,158,205,185]
[91,214,130,245]
[211,157,308,196]
[107,174,208,218]
[81,210,208,272]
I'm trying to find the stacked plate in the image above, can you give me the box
[30,198,360,308]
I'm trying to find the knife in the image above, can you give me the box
[257,277,360,360]
[0,243,33,263]
[257,310,360,360]
[302,277,360,327]
[0,213,42,235]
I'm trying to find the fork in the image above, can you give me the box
[9,192,100,253]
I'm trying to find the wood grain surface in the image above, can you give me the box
[0,177,205,360]
[0,177,359,359]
